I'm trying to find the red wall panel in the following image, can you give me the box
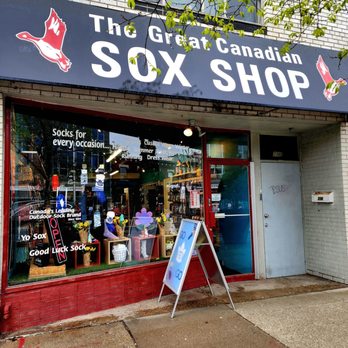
[0,259,205,333]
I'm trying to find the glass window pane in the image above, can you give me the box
[225,0,258,22]
[211,164,252,275]
[202,0,220,15]
[207,133,249,159]
[171,0,201,11]
[9,107,203,285]
[137,0,259,23]
[260,135,299,161]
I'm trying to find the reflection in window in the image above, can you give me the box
[211,165,252,275]
[207,133,249,159]
[138,0,259,23]
[9,107,203,285]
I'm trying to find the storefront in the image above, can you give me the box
[1,97,257,331]
[8,100,253,283]
[1,0,348,333]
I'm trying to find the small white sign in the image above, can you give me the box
[211,193,221,202]
[189,190,200,209]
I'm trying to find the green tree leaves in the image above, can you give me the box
[125,0,348,73]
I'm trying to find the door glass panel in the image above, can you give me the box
[206,133,249,159]
[211,164,252,275]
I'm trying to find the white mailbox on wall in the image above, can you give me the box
[311,191,334,203]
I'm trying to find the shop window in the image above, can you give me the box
[8,106,203,285]
[136,0,260,25]
[206,133,249,159]
[260,135,299,161]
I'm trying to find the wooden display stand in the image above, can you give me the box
[28,263,66,280]
[104,238,132,265]
[160,234,177,258]
[71,240,101,269]
[132,235,159,261]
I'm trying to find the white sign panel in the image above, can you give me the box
[162,219,201,295]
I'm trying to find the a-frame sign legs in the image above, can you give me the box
[158,283,184,319]
[200,221,235,310]
[196,248,214,296]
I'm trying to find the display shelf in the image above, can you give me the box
[172,170,201,178]
[171,176,202,184]
[71,240,101,269]
[160,234,177,258]
[103,237,131,265]
[132,235,159,261]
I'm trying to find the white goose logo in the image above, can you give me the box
[16,8,72,72]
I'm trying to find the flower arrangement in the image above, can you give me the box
[73,221,92,266]
[84,245,97,253]
[113,214,128,228]
[74,221,91,243]
[113,214,128,238]
[74,221,90,230]
[156,213,169,226]
[156,213,173,235]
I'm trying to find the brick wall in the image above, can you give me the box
[301,125,348,284]
[0,80,342,123]
[0,92,3,290]
[264,9,348,51]
[0,255,205,332]
[340,122,348,283]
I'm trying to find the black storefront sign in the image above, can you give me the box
[0,0,348,113]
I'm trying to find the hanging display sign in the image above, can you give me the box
[189,190,201,209]
[0,0,348,113]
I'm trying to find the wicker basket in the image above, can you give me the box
[112,244,128,263]
[158,222,172,235]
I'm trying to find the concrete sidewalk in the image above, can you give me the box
[0,275,347,348]
[236,287,348,348]
[126,304,285,348]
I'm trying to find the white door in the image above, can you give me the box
[261,162,305,278]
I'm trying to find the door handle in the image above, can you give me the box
[264,213,269,218]
[215,213,226,219]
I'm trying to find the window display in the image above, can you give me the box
[9,106,203,285]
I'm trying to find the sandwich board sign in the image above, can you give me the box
[158,219,234,318]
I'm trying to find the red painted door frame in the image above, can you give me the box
[202,139,255,282]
